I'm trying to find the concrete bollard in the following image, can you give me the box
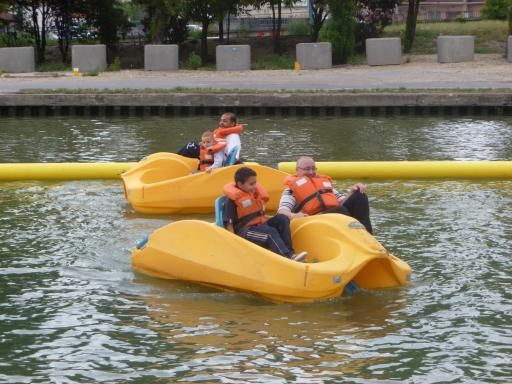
[72,44,107,73]
[0,47,35,73]
[437,36,474,63]
[296,43,332,69]
[507,36,512,62]
[144,44,179,71]
[365,38,402,66]
[216,45,251,71]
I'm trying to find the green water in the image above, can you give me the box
[1,116,511,383]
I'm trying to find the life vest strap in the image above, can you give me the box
[293,188,332,213]
[235,209,265,232]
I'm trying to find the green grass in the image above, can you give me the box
[35,62,70,72]
[106,57,121,72]
[383,20,508,54]
[252,54,295,70]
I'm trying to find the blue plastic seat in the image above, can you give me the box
[223,145,239,167]
[215,196,227,228]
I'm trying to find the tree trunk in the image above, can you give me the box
[201,20,209,64]
[509,0,512,34]
[404,0,420,53]
[311,8,324,42]
[274,0,282,55]
[227,12,231,43]
[218,15,224,41]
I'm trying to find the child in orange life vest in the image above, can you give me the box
[223,167,307,262]
[199,131,225,173]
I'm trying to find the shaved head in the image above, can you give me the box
[296,156,315,168]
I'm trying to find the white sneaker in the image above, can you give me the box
[292,251,308,262]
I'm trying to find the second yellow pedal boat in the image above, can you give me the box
[131,214,412,303]
[122,152,289,214]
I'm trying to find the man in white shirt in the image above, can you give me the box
[217,112,242,163]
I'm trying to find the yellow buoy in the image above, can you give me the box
[278,161,512,179]
[0,162,137,181]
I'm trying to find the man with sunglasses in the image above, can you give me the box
[277,156,373,233]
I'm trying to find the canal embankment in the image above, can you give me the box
[1,54,512,115]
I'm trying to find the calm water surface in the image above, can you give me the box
[0,116,511,383]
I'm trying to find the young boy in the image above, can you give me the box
[223,167,307,262]
[198,131,225,173]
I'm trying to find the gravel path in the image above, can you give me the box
[1,54,512,92]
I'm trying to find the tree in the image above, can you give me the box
[185,0,216,63]
[481,0,508,20]
[49,0,89,63]
[310,0,329,42]
[86,0,127,49]
[320,0,356,63]
[356,0,397,47]
[22,0,52,63]
[403,0,420,53]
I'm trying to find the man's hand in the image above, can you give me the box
[347,183,368,195]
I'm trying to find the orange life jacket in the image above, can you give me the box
[198,143,226,171]
[284,174,339,215]
[214,124,244,140]
[224,182,269,230]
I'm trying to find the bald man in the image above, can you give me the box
[277,156,373,233]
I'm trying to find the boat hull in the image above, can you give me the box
[122,153,288,214]
[132,214,412,303]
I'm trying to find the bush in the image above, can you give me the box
[0,32,34,48]
[252,54,294,70]
[188,28,202,40]
[319,0,356,64]
[287,19,311,37]
[107,56,121,71]
[184,52,201,70]
[481,0,508,20]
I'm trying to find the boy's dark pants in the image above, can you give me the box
[237,214,294,257]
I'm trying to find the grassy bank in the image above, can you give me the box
[383,20,508,54]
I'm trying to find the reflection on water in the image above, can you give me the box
[1,116,511,382]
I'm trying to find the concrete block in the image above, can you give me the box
[216,45,251,71]
[72,44,107,73]
[0,47,35,73]
[365,38,402,66]
[507,36,512,62]
[437,36,474,63]
[144,44,179,71]
[296,43,332,69]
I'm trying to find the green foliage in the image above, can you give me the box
[252,54,294,69]
[319,0,356,64]
[481,0,508,20]
[287,19,311,36]
[184,51,202,69]
[188,28,202,40]
[107,56,122,71]
[0,32,34,48]
[35,62,70,72]
[454,13,468,23]
[83,70,99,76]
[384,20,508,54]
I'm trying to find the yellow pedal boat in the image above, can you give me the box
[132,214,412,303]
[121,152,288,214]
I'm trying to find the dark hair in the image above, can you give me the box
[235,167,256,184]
[223,112,237,124]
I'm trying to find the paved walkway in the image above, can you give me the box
[1,54,512,92]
